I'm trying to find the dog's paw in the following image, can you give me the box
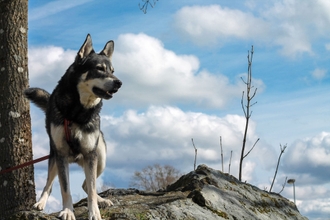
[97,196,114,208]
[33,201,46,211]
[88,203,103,220]
[58,208,76,220]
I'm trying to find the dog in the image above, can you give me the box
[25,34,122,220]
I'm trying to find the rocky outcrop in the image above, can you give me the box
[9,164,308,220]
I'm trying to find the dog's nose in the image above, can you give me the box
[114,79,122,89]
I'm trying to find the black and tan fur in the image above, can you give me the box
[25,34,121,220]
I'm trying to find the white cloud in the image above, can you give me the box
[114,33,250,108]
[173,5,269,46]
[283,132,330,183]
[173,1,330,57]
[242,161,256,182]
[28,46,76,91]
[101,105,263,179]
[311,68,327,80]
[262,0,330,56]
[299,198,330,219]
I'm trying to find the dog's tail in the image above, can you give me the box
[24,88,50,113]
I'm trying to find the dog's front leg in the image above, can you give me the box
[56,155,75,220]
[33,155,57,211]
[82,136,113,208]
[84,151,102,220]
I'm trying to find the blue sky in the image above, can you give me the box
[27,0,330,219]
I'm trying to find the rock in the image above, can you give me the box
[8,165,308,220]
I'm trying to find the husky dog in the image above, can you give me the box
[25,34,122,220]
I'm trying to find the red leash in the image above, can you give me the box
[0,155,49,175]
[0,119,72,175]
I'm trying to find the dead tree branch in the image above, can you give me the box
[220,136,224,172]
[269,144,287,192]
[243,138,260,159]
[228,150,233,174]
[278,176,288,194]
[191,138,197,171]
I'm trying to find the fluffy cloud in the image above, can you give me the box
[173,1,330,57]
[114,33,247,108]
[262,0,330,56]
[29,46,76,91]
[283,132,330,184]
[173,5,269,46]
[100,105,263,181]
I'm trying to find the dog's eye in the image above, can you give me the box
[96,66,106,72]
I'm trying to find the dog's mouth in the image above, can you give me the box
[92,87,118,99]
[92,80,122,100]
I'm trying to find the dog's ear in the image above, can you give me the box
[100,40,114,60]
[77,34,94,60]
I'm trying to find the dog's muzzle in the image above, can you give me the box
[93,79,122,99]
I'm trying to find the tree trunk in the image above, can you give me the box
[0,0,35,217]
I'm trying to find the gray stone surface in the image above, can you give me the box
[8,164,308,220]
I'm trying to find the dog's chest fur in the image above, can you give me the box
[50,122,100,159]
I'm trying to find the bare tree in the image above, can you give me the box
[0,0,36,216]
[130,164,181,191]
[238,46,259,181]
[269,144,287,192]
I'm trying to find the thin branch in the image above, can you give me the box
[241,91,247,117]
[269,144,287,192]
[278,176,288,194]
[250,101,258,108]
[250,88,258,100]
[240,76,247,84]
[243,138,260,159]
[228,150,233,174]
[220,136,224,172]
[139,0,158,14]
[191,138,197,171]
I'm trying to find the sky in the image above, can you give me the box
[26,0,330,219]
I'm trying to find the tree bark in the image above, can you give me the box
[0,0,35,217]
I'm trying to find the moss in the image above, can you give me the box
[239,199,246,206]
[205,205,229,219]
[229,180,237,185]
[216,210,229,219]
[261,193,269,198]
[135,212,149,220]
[272,198,282,208]
[249,207,257,213]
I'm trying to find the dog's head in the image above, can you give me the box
[76,34,122,107]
